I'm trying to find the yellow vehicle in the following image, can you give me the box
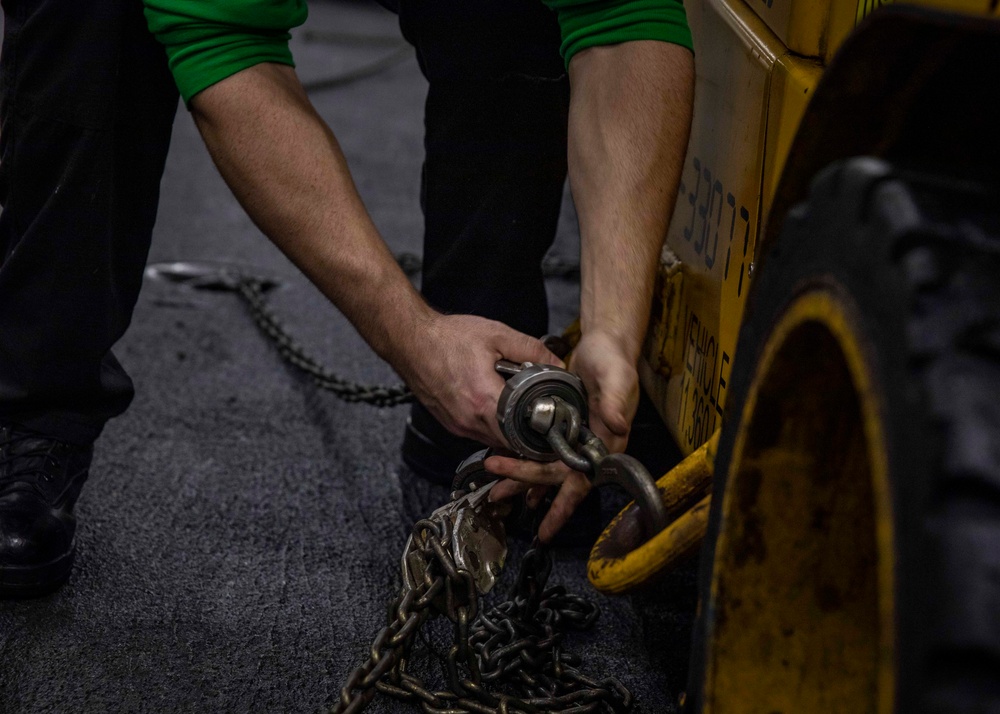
[586,1,1000,711]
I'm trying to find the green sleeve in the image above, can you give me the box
[541,0,693,67]
[144,0,309,104]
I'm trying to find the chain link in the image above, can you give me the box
[150,253,579,408]
[331,503,632,714]
[235,277,415,407]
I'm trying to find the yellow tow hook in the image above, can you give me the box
[587,430,719,595]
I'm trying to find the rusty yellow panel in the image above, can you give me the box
[643,248,683,379]
[644,0,780,455]
[761,53,823,228]
[743,0,831,57]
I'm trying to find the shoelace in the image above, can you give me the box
[0,428,63,490]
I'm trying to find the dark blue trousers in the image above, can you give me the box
[0,0,178,444]
[399,0,572,460]
[400,0,570,336]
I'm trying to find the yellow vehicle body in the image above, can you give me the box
[642,0,999,457]
[587,2,1000,709]
[586,0,1000,707]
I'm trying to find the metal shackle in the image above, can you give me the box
[496,363,588,461]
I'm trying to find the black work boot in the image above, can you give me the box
[0,423,93,598]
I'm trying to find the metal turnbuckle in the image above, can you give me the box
[495,362,588,462]
[495,361,669,542]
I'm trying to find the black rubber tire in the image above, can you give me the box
[688,157,1000,713]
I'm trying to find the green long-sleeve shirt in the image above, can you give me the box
[144,0,692,104]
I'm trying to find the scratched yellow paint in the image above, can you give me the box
[644,0,778,456]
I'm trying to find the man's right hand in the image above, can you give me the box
[392,312,563,449]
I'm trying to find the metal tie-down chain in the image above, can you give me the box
[331,479,633,714]
[145,261,415,406]
[144,257,581,408]
[235,276,415,407]
[333,362,670,713]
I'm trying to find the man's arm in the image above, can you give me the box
[487,40,695,541]
[189,63,560,447]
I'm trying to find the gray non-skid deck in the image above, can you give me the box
[0,3,697,711]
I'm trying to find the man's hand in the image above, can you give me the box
[486,40,693,544]
[394,313,562,449]
[486,330,639,543]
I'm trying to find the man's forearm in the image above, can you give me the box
[189,62,433,368]
[568,40,694,361]
[482,40,695,540]
[186,63,561,446]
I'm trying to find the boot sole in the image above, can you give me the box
[0,546,75,599]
